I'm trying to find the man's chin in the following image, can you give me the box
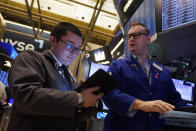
[129,49,136,54]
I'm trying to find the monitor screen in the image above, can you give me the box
[97,100,108,119]
[9,98,14,105]
[88,62,109,77]
[172,78,195,102]
[162,0,196,31]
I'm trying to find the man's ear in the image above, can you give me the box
[49,36,57,49]
[49,36,58,51]
[49,36,56,45]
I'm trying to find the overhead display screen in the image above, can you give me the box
[162,0,196,30]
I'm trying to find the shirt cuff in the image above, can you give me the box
[127,100,137,117]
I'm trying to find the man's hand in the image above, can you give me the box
[133,99,175,114]
[81,86,104,108]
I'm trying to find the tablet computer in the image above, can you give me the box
[75,69,119,95]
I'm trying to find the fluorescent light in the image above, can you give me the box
[111,38,124,55]
[101,61,110,65]
[117,51,120,56]
[5,20,50,34]
[123,0,133,12]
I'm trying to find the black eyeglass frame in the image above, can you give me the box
[125,32,149,39]
[60,39,82,55]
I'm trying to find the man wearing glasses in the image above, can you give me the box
[103,22,186,131]
[7,22,103,131]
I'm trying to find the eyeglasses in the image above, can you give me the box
[60,39,82,55]
[126,32,149,39]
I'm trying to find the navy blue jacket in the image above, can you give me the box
[103,56,186,131]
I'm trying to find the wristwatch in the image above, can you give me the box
[77,93,84,108]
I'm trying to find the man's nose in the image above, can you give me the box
[128,36,135,41]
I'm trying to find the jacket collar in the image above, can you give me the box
[126,55,141,69]
[42,50,59,68]
[48,50,63,67]
[43,50,76,90]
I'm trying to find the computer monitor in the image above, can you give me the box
[155,0,196,32]
[172,78,195,103]
[88,62,109,77]
[97,99,108,119]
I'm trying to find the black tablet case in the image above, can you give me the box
[75,69,119,95]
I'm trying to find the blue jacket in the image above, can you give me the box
[103,56,186,131]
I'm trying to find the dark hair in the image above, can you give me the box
[129,22,150,35]
[50,22,82,42]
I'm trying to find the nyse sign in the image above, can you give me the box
[1,31,51,53]
[1,38,35,52]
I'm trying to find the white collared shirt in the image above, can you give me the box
[132,55,151,84]
[48,50,63,67]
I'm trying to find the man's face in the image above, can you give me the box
[52,31,82,65]
[127,25,150,56]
